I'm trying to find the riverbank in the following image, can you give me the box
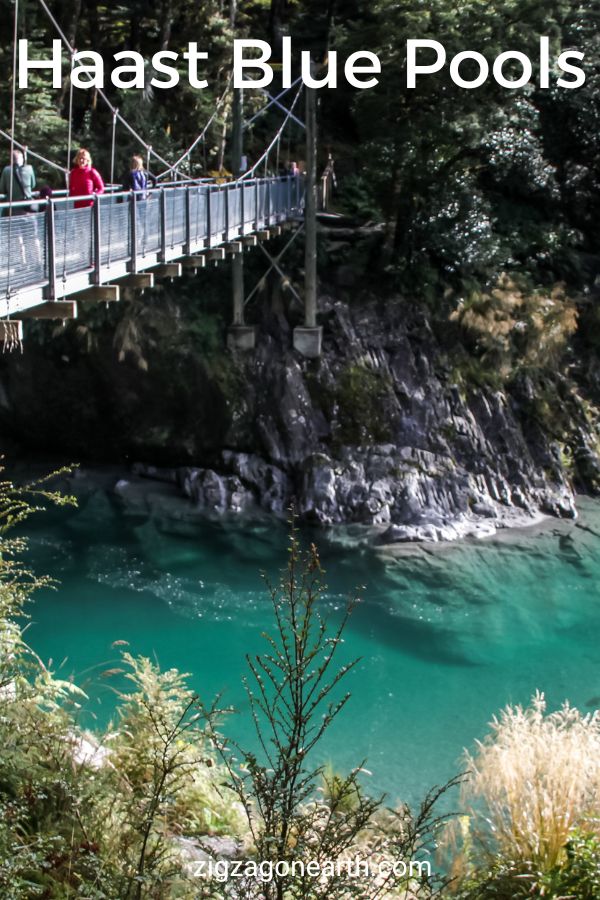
[21,461,582,550]
[2,291,598,544]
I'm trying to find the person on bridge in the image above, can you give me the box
[0,149,36,215]
[122,154,156,198]
[69,148,105,209]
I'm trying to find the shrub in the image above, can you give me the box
[0,470,458,899]
[449,692,600,897]
[449,275,578,382]
[207,520,458,898]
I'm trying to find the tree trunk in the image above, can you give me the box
[269,0,286,56]
[159,0,174,51]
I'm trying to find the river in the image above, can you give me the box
[22,477,600,809]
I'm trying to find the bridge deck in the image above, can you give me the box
[0,175,303,316]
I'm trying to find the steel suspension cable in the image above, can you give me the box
[156,73,233,181]
[36,0,192,180]
[0,129,67,176]
[238,83,303,182]
[5,0,20,303]
[107,108,118,267]
[65,50,74,188]
[61,52,76,290]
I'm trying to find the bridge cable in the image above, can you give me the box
[237,83,303,182]
[243,76,303,130]
[61,51,76,294]
[107,108,118,268]
[4,0,20,306]
[244,222,304,308]
[65,50,75,190]
[0,129,67,176]
[155,73,233,182]
[35,0,192,181]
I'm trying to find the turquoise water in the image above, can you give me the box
[22,487,600,808]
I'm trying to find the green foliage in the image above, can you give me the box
[101,652,242,899]
[453,833,600,900]
[330,0,600,294]
[207,519,457,898]
[540,831,600,899]
[0,472,459,899]
[0,468,241,898]
[335,363,395,446]
[208,529,378,896]
[337,174,383,222]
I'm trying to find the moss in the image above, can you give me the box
[450,353,504,393]
[440,421,458,442]
[334,363,395,447]
[305,370,335,420]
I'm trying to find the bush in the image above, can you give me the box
[449,692,600,897]
[0,470,457,899]
[449,275,578,382]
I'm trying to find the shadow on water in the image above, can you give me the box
[17,486,600,802]
[348,600,482,668]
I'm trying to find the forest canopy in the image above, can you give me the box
[1,0,600,297]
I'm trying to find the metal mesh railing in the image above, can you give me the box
[137,196,161,256]
[55,206,94,278]
[165,189,187,249]
[0,211,47,296]
[101,198,130,265]
[189,187,208,246]
[242,182,256,230]
[210,190,226,243]
[0,175,304,305]
[228,187,241,240]
[257,181,268,226]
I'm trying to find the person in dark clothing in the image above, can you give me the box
[123,155,156,198]
[0,149,36,214]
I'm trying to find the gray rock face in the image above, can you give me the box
[4,287,590,544]
[129,298,587,542]
[179,468,255,515]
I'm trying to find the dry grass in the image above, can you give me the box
[450,275,578,378]
[459,691,600,871]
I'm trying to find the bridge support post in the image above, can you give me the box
[228,84,255,352]
[293,75,322,358]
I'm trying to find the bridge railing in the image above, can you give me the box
[0,175,304,305]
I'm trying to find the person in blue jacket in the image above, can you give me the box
[123,154,156,198]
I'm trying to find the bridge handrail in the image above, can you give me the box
[0,175,304,308]
[0,175,300,209]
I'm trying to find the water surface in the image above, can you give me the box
[23,483,600,808]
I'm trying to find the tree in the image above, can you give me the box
[209,515,458,899]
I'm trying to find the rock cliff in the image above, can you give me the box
[1,268,598,543]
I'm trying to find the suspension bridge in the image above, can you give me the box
[0,175,304,314]
[1,0,327,356]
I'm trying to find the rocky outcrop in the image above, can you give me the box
[125,296,590,542]
[0,284,597,542]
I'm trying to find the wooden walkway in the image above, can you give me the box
[0,175,303,320]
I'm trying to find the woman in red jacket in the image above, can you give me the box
[69,148,105,208]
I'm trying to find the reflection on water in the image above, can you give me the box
[23,489,600,807]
